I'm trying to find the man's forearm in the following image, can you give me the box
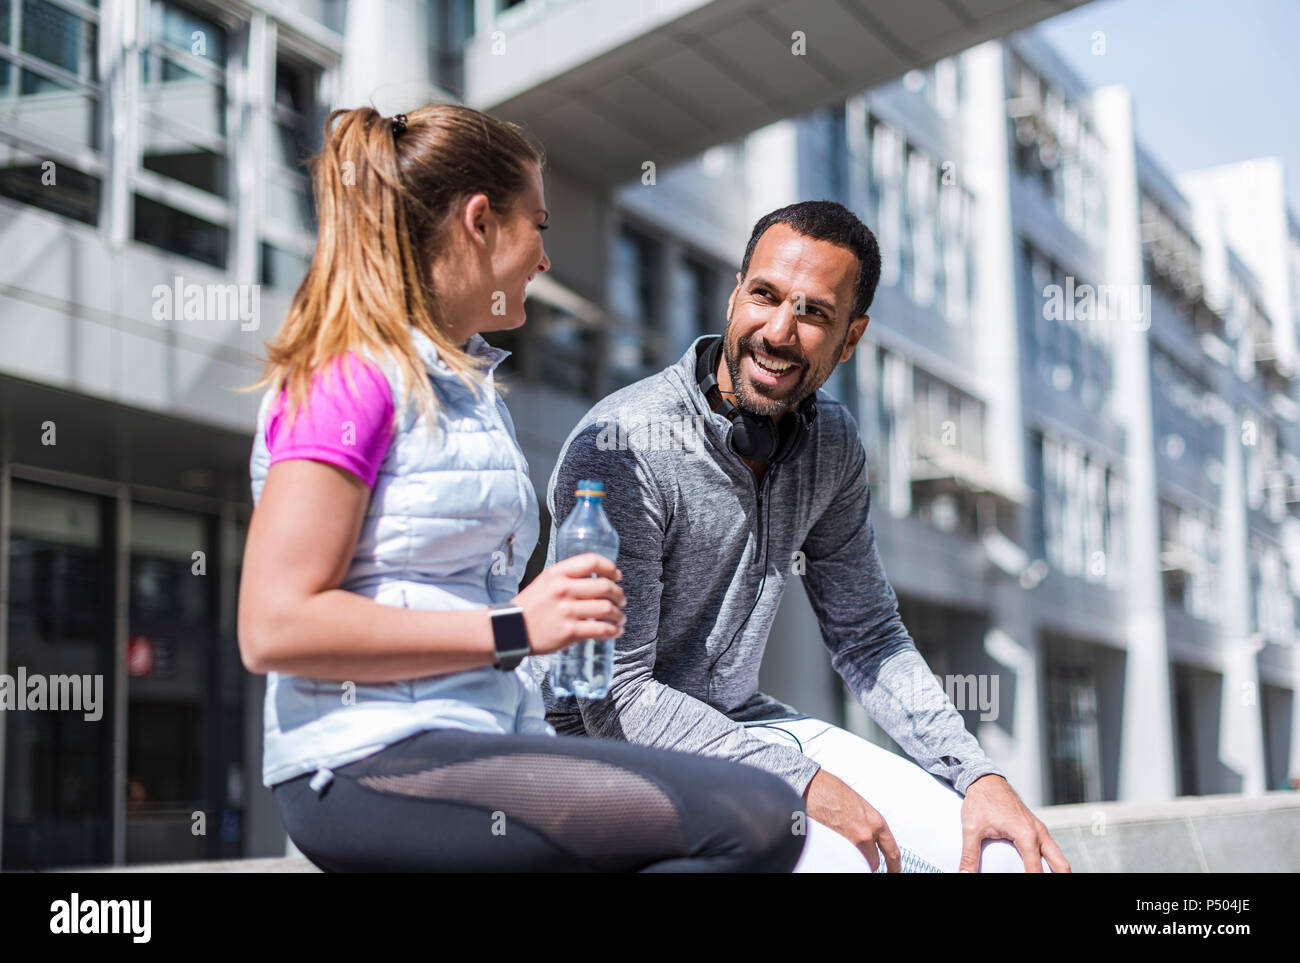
[854,645,1006,795]
[578,675,822,795]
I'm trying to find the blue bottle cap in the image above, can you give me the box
[574,480,604,496]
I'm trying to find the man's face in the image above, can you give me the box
[720,222,870,418]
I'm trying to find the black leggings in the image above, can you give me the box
[272,728,806,872]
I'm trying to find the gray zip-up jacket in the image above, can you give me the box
[534,335,1006,797]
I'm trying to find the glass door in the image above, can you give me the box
[3,481,116,869]
[126,502,233,863]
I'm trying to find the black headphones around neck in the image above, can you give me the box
[695,335,817,465]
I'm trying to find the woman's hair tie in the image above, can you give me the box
[391,113,408,137]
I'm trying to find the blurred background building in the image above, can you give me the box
[1,0,1297,869]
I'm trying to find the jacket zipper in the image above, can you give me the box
[707,461,774,703]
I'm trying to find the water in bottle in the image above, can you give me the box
[550,479,620,699]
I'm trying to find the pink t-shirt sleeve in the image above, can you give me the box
[265,352,394,489]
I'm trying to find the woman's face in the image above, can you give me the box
[482,160,550,333]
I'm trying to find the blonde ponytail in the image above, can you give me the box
[239,104,544,433]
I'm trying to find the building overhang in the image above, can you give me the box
[465,0,1087,186]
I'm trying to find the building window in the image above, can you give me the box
[867,117,902,290]
[937,169,974,326]
[1045,652,1103,804]
[1172,662,1224,795]
[139,0,229,196]
[430,0,473,96]
[1159,499,1220,622]
[133,0,232,266]
[1150,346,1226,479]
[0,0,103,223]
[1284,517,1300,641]
[488,293,602,399]
[672,256,716,350]
[1041,433,1126,587]
[261,57,319,289]
[133,191,227,268]
[1140,192,1203,305]
[900,57,961,118]
[867,344,991,534]
[905,148,934,308]
[1290,231,1300,328]
[864,114,974,325]
[1020,240,1113,410]
[1252,537,1294,645]
[1243,412,1288,523]
[1007,55,1105,245]
[608,224,661,391]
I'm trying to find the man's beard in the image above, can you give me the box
[722,306,845,418]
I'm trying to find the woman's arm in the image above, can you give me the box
[237,458,626,682]
[237,458,496,681]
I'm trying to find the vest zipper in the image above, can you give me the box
[479,366,526,601]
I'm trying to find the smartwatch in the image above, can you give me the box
[488,603,530,671]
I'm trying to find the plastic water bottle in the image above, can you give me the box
[550,479,620,699]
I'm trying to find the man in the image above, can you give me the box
[536,201,1070,873]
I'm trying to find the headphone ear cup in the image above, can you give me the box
[775,420,807,463]
[729,412,778,462]
[768,397,816,464]
[768,415,801,464]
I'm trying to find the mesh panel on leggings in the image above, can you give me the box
[355,753,688,869]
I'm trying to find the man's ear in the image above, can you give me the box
[839,314,870,363]
[727,272,741,315]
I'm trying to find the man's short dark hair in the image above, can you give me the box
[739,200,882,320]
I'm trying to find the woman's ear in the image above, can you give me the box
[459,192,494,250]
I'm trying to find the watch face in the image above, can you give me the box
[492,606,530,661]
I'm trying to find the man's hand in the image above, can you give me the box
[958,774,1071,873]
[803,768,901,872]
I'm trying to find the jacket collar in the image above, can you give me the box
[673,334,735,449]
[409,325,510,379]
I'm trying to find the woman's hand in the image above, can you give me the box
[511,553,625,656]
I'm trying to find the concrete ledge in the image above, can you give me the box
[1036,791,1300,872]
[58,792,1300,872]
[72,855,321,873]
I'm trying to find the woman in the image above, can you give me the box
[236,104,806,872]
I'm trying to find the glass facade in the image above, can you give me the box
[2,0,334,277]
